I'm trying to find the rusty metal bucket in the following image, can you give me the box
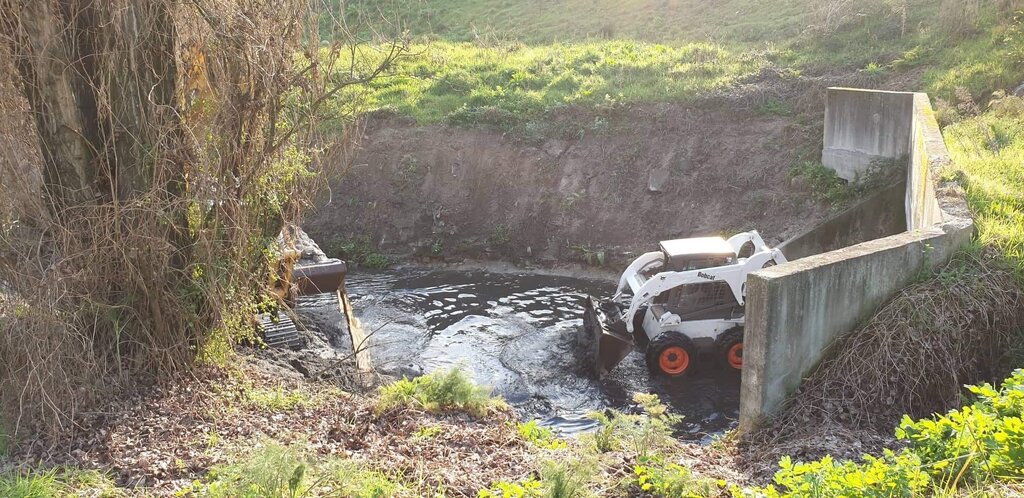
[578,296,635,378]
[292,259,347,295]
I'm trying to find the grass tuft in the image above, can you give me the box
[376,368,506,417]
[0,468,124,498]
[186,441,403,498]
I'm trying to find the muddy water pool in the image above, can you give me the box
[344,267,741,440]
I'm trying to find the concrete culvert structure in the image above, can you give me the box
[738,88,976,430]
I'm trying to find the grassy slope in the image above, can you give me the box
[341,0,1022,132]
[945,97,1024,278]
[359,40,769,128]
[345,0,808,44]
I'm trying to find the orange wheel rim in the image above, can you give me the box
[659,346,690,375]
[727,343,743,369]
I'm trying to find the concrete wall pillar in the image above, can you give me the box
[822,88,914,181]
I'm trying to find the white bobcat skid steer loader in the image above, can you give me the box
[578,231,785,378]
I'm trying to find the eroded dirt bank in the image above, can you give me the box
[306,104,829,265]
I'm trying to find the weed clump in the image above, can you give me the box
[376,368,506,417]
[584,393,681,459]
[517,420,567,450]
[478,459,595,498]
[634,458,720,497]
[898,369,1024,485]
[186,441,402,498]
[0,468,124,498]
[789,159,903,211]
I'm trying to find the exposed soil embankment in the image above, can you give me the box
[306,104,830,265]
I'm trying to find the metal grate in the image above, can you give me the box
[257,311,305,350]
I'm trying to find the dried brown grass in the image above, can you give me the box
[745,251,1024,464]
[0,0,402,438]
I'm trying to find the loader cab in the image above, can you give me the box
[653,237,743,320]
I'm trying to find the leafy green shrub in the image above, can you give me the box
[571,245,606,267]
[896,369,1024,485]
[376,368,506,417]
[518,420,568,450]
[581,394,680,458]
[478,477,543,498]
[361,253,391,269]
[751,450,930,498]
[196,442,310,497]
[742,372,1024,498]
[789,160,902,211]
[789,161,857,209]
[634,458,719,497]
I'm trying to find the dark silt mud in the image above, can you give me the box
[343,267,741,441]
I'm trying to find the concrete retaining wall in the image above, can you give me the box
[738,89,973,428]
[822,88,914,181]
[779,179,907,262]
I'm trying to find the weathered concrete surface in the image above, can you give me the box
[906,93,972,230]
[822,88,914,181]
[779,179,907,262]
[739,89,973,428]
[740,226,971,425]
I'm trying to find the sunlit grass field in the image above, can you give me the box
[337,1,1022,132]
[355,40,769,129]
[945,97,1024,279]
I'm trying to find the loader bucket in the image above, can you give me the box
[578,296,635,378]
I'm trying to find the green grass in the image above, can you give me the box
[242,386,315,412]
[340,0,809,45]
[376,368,506,417]
[185,441,403,498]
[337,0,1023,124]
[0,468,125,498]
[353,40,768,131]
[944,95,1024,279]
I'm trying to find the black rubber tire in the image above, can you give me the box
[645,331,696,378]
[632,306,649,348]
[716,327,745,371]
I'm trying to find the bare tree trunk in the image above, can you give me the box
[6,0,181,215]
